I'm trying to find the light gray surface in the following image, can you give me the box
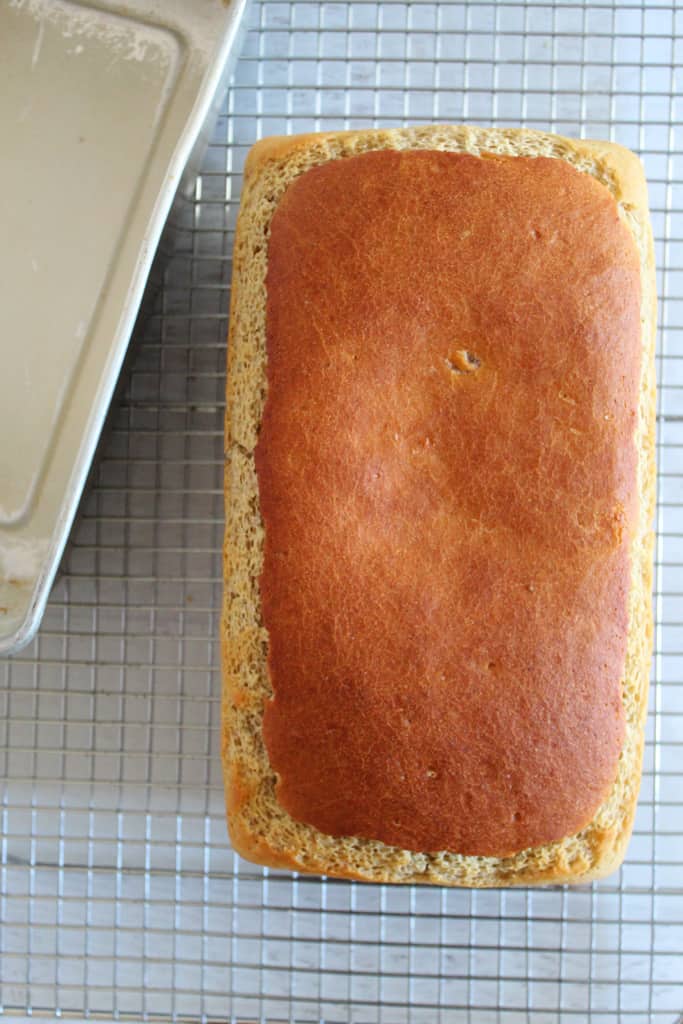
[1,0,683,1021]
[0,3,179,526]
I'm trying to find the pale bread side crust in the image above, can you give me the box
[222,125,656,886]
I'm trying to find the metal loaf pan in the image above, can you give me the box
[0,0,249,654]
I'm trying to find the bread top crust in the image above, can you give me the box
[254,148,642,858]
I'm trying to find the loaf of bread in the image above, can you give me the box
[222,125,655,886]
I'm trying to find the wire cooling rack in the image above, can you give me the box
[1,1,683,1021]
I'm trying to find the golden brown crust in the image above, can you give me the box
[259,149,640,857]
[222,125,656,886]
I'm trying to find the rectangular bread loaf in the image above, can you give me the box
[222,125,656,886]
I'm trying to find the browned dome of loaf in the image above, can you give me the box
[256,149,641,857]
[222,124,656,886]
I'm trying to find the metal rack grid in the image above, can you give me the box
[1,0,682,1021]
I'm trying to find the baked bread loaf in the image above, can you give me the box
[222,125,656,886]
